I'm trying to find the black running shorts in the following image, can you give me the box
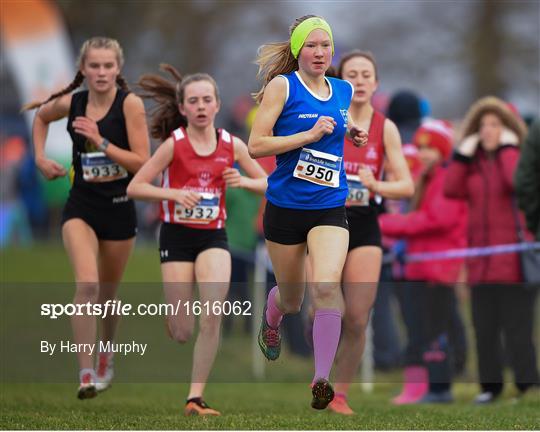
[158,223,229,263]
[346,205,382,250]
[263,201,349,245]
[61,196,137,241]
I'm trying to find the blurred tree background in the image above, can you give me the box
[2,0,539,119]
[0,0,538,243]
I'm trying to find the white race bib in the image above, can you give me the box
[81,152,128,183]
[346,174,370,206]
[174,192,220,224]
[293,148,341,188]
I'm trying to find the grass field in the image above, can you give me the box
[1,244,539,430]
[3,382,539,430]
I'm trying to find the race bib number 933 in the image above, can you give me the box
[82,152,128,183]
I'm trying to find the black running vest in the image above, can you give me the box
[67,89,133,206]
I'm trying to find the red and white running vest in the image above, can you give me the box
[160,127,234,229]
[343,110,386,206]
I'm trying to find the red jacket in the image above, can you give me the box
[444,146,523,283]
[379,165,467,284]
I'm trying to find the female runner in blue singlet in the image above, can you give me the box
[248,15,367,410]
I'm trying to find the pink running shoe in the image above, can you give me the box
[328,393,355,415]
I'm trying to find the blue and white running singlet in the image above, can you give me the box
[266,71,354,209]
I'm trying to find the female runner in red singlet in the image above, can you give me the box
[326,51,414,414]
[128,65,266,416]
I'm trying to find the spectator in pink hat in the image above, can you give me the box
[379,119,468,403]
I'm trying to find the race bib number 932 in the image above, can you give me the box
[174,193,220,224]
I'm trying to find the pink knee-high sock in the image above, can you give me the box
[312,308,342,382]
[265,286,283,329]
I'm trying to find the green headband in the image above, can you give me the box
[290,17,334,59]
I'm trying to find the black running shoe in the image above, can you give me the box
[184,398,221,416]
[311,378,335,410]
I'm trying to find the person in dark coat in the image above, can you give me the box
[515,118,540,240]
[444,96,539,404]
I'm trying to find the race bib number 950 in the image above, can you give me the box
[174,193,220,224]
[293,148,341,188]
[82,152,127,183]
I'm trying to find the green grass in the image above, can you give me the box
[1,382,539,429]
[1,244,539,430]
[1,242,163,283]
